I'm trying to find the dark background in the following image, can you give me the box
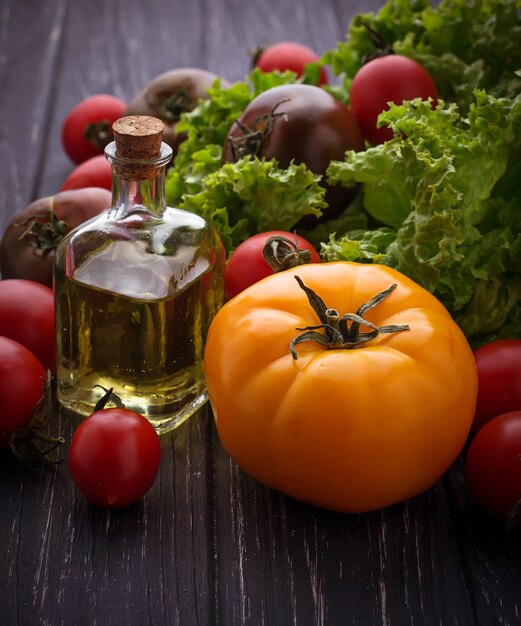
[1,1,520,625]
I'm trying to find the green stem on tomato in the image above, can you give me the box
[262,234,313,272]
[290,276,410,359]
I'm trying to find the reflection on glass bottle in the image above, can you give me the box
[54,116,225,433]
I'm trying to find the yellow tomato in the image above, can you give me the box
[204,262,477,513]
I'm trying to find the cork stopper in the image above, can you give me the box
[112,115,164,160]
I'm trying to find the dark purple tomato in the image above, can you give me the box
[221,84,365,224]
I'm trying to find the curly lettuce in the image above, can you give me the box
[179,157,326,251]
[322,91,521,345]
[163,0,521,346]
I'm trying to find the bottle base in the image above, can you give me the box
[57,380,209,435]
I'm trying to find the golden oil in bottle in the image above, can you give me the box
[54,116,225,433]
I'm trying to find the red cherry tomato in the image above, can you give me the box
[349,54,438,145]
[62,94,126,164]
[472,339,521,435]
[465,411,521,522]
[0,279,55,372]
[61,155,112,192]
[255,41,328,85]
[225,231,320,299]
[68,406,161,508]
[0,337,47,448]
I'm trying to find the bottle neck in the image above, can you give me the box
[104,140,173,219]
[110,165,167,218]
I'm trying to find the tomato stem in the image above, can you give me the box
[94,385,125,412]
[263,235,313,272]
[227,99,290,161]
[16,208,68,254]
[290,276,410,359]
[154,87,192,123]
[358,18,395,62]
[9,373,65,469]
[84,119,113,150]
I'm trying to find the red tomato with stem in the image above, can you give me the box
[472,339,521,435]
[68,404,161,508]
[465,411,521,523]
[0,337,47,448]
[62,94,127,164]
[61,155,112,192]
[0,279,55,372]
[225,231,320,299]
[255,41,328,85]
[349,54,438,145]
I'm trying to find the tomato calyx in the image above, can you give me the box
[10,373,65,468]
[227,99,290,161]
[146,85,192,124]
[263,235,313,273]
[250,45,266,68]
[84,118,113,150]
[358,19,394,63]
[93,385,125,412]
[17,208,68,255]
[290,277,410,359]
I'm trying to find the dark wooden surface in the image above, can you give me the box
[1,1,520,625]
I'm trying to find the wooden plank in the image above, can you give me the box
[212,444,482,625]
[1,409,216,626]
[443,458,521,626]
[0,0,67,234]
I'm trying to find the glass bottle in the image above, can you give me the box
[54,115,225,433]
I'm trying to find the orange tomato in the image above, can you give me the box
[204,262,477,513]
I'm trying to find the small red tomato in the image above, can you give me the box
[62,94,127,164]
[255,41,328,85]
[465,411,521,522]
[68,407,161,508]
[61,155,112,192]
[0,279,55,372]
[0,337,47,448]
[225,231,320,299]
[349,54,438,145]
[472,339,521,435]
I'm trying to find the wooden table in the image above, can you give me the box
[1,1,520,624]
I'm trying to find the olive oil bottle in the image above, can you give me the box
[54,116,225,433]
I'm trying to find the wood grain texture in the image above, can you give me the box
[1,1,521,625]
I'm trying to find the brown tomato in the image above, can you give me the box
[0,187,112,287]
[126,68,230,156]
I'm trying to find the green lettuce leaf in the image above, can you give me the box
[162,0,521,346]
[178,157,326,251]
[322,91,521,345]
[165,69,309,205]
